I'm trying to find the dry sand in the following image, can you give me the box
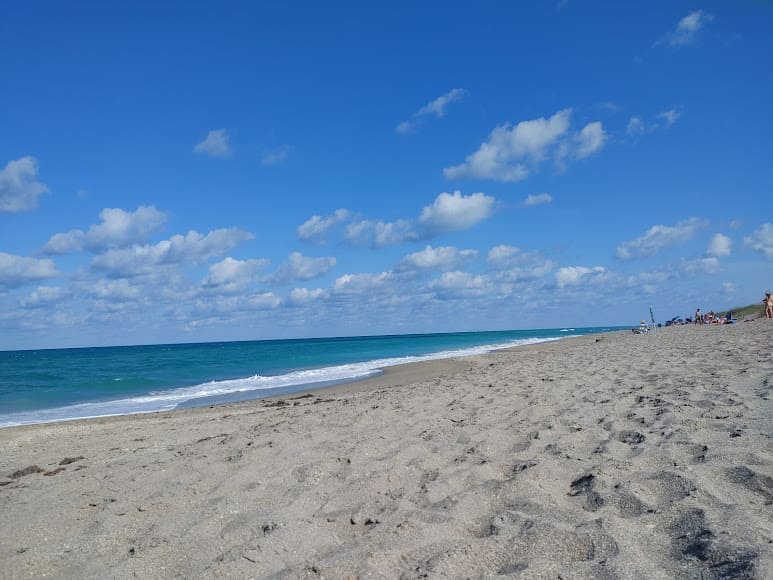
[1,320,772,579]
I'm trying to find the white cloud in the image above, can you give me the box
[86,279,142,301]
[333,271,392,293]
[19,286,68,308]
[345,219,418,247]
[729,219,743,230]
[92,228,254,277]
[268,252,336,284]
[555,266,607,288]
[744,223,773,259]
[418,191,495,236]
[396,88,467,134]
[487,245,554,281]
[203,257,269,292]
[444,109,606,182]
[658,10,714,47]
[397,245,478,272]
[428,271,490,297]
[722,282,736,294]
[616,217,708,260]
[0,156,49,212]
[627,117,646,136]
[0,252,59,288]
[444,109,570,182]
[658,109,681,127]
[572,122,607,159]
[297,208,350,241]
[707,233,732,257]
[44,206,167,254]
[522,193,553,207]
[288,287,327,305]
[200,292,282,315]
[194,129,232,157]
[681,256,721,274]
[261,145,290,166]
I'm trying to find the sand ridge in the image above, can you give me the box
[1,320,772,579]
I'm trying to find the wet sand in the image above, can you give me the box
[1,320,772,578]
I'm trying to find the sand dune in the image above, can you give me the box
[1,320,772,579]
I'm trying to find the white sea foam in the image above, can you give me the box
[0,336,566,427]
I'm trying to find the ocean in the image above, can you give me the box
[0,327,618,427]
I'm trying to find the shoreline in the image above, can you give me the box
[1,321,771,578]
[0,330,613,430]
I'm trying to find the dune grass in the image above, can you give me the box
[717,302,765,320]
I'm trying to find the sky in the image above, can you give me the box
[1,1,772,350]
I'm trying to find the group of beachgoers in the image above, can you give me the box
[693,308,731,325]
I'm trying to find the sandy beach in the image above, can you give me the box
[1,320,772,579]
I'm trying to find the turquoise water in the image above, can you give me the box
[0,327,619,427]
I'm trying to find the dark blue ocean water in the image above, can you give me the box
[0,327,619,427]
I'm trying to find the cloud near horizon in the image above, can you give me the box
[0,252,59,289]
[443,109,606,182]
[0,156,49,213]
[616,217,708,260]
[397,245,478,272]
[44,206,167,254]
[91,228,254,277]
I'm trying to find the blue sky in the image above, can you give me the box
[1,1,771,350]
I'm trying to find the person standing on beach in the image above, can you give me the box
[764,291,773,319]
[694,308,702,325]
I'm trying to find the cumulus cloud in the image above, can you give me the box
[522,193,553,207]
[616,217,708,260]
[707,233,732,257]
[444,109,606,182]
[261,145,290,166]
[288,287,327,305]
[194,129,232,157]
[555,266,607,288]
[572,122,607,159]
[487,245,554,281]
[333,271,392,293]
[0,156,49,212]
[397,245,478,272]
[418,191,495,236]
[44,206,167,254]
[0,252,59,289]
[203,257,270,292]
[92,228,254,277]
[744,223,773,259]
[680,256,721,274]
[428,271,490,298]
[444,109,569,181]
[268,252,336,284]
[396,88,467,134]
[19,285,68,308]
[297,208,350,242]
[199,292,282,315]
[86,279,142,301]
[345,219,418,247]
[657,10,713,47]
